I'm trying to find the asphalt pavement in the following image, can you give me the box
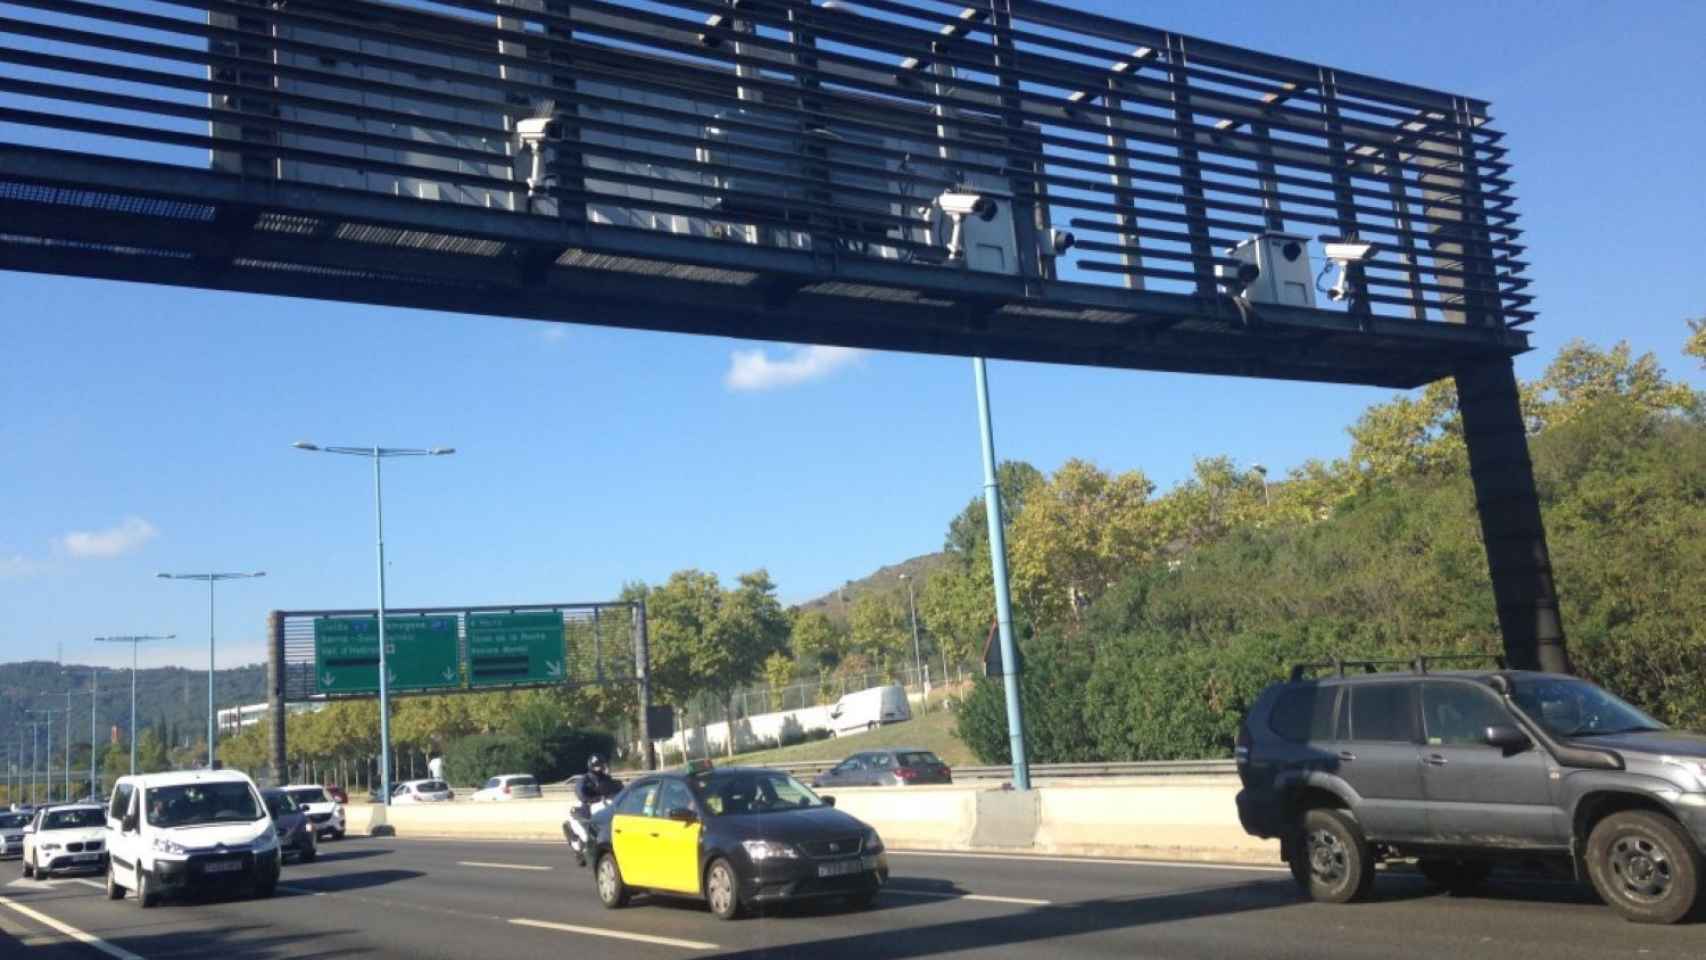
[1,838,1703,959]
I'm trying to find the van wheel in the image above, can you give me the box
[136,869,158,909]
[1289,809,1375,904]
[106,861,125,900]
[1586,810,1701,924]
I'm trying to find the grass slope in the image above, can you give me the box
[710,708,975,769]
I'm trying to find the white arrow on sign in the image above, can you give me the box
[546,660,563,679]
[441,666,456,682]
[386,668,398,686]
[321,672,336,688]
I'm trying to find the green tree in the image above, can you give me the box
[1008,459,1159,630]
[917,563,991,668]
[1687,316,1705,369]
[135,727,169,774]
[1345,378,1463,482]
[848,589,911,669]
[709,570,792,751]
[1526,339,1698,431]
[789,610,841,671]
[943,461,1044,564]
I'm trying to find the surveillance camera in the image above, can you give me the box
[1046,228,1076,256]
[936,191,997,222]
[516,117,562,144]
[1217,261,1261,298]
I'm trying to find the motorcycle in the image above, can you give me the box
[563,797,612,868]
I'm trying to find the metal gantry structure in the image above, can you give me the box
[0,0,1568,772]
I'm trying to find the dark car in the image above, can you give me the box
[584,762,888,920]
[1236,656,1706,924]
[260,789,317,864]
[812,749,953,788]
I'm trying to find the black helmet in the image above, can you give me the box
[588,755,607,774]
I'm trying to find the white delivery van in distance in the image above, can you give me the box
[829,684,912,737]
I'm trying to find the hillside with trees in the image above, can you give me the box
[957,324,1706,763]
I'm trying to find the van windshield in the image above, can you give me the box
[145,782,265,828]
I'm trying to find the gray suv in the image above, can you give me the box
[1235,657,1706,924]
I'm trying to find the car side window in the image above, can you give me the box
[1422,682,1512,746]
[484,778,500,790]
[1348,683,1418,742]
[614,781,657,817]
[657,780,695,819]
[1269,685,1340,742]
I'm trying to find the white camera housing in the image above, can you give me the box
[1217,232,1314,307]
[1045,227,1076,256]
[1322,239,1380,303]
[936,191,998,221]
[515,117,562,145]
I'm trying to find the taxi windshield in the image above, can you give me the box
[693,771,826,816]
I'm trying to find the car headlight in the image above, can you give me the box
[741,839,801,861]
[864,829,884,855]
[252,828,278,853]
[152,837,189,857]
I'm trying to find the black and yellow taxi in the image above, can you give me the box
[586,761,888,920]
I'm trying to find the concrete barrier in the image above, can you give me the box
[344,776,1279,865]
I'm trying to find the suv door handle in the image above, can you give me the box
[1337,751,1356,762]
[1421,754,1448,766]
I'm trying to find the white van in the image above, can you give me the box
[828,684,912,737]
[104,769,281,907]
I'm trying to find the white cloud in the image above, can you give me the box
[58,517,159,559]
[724,345,864,392]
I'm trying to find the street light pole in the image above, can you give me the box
[158,572,265,768]
[972,357,1030,790]
[91,666,99,799]
[27,724,40,805]
[28,710,61,803]
[898,574,926,714]
[94,635,174,774]
[1253,463,1271,508]
[294,441,454,806]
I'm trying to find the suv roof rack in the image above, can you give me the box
[1288,653,1507,683]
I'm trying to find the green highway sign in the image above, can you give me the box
[313,615,460,695]
[466,611,567,687]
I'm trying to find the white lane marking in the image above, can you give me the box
[888,849,1289,873]
[278,884,327,896]
[886,890,1051,906]
[0,894,146,960]
[458,861,552,872]
[508,917,718,951]
[71,879,107,891]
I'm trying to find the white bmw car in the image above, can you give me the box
[283,784,346,840]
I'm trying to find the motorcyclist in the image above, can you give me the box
[568,755,622,866]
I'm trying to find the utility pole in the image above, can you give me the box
[898,573,927,714]
[972,358,1029,790]
[94,635,174,774]
[159,571,266,768]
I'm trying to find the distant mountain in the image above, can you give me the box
[793,552,949,624]
[0,660,266,759]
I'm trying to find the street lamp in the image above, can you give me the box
[1252,463,1271,508]
[94,635,175,774]
[27,710,61,803]
[897,574,927,715]
[24,723,42,805]
[158,571,266,769]
[294,441,455,806]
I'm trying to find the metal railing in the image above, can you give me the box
[763,758,1237,781]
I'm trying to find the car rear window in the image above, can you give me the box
[423,781,449,793]
[897,752,942,767]
[289,788,329,805]
[510,776,537,787]
[1348,683,1418,742]
[1269,686,1339,742]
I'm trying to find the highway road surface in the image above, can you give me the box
[1,838,1702,959]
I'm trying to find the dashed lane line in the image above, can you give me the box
[884,890,1051,906]
[0,894,146,960]
[886,850,1290,873]
[457,861,553,871]
[508,917,718,950]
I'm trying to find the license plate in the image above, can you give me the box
[75,854,99,861]
[816,859,870,878]
[203,860,244,874]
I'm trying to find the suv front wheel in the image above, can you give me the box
[1290,808,1375,904]
[1585,810,1701,924]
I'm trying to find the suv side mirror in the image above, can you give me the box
[1485,724,1530,751]
[821,795,836,808]
[121,813,138,833]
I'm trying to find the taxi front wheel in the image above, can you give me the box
[705,858,743,921]
[596,852,629,909]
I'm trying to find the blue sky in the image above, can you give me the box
[2,1,1703,675]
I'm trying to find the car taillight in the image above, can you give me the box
[1235,723,1252,766]
[502,785,510,795]
[895,767,918,780]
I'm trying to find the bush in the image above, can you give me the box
[443,729,616,785]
